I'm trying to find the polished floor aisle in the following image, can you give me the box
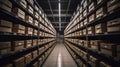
[42,43,77,67]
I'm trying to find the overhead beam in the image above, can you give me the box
[51,22,68,24]
[47,14,72,17]
[54,26,66,28]
[45,9,73,12]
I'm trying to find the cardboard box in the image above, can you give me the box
[83,29,87,35]
[25,16,33,24]
[100,42,120,58]
[12,8,25,19]
[35,12,39,19]
[90,40,101,51]
[107,0,120,12]
[25,40,32,48]
[84,40,90,47]
[28,6,33,14]
[100,62,111,67]
[14,57,24,67]
[89,14,95,22]
[12,41,24,51]
[83,9,87,17]
[89,2,94,12]
[33,39,37,46]
[97,0,102,4]
[89,56,100,67]
[35,5,39,11]
[107,18,120,32]
[34,20,39,27]
[0,0,12,12]
[95,23,107,34]
[0,20,13,27]
[83,19,87,25]
[18,0,27,8]
[32,50,38,58]
[96,8,103,18]
[33,29,38,36]
[0,26,12,33]
[13,24,25,34]
[0,42,11,55]
[25,53,32,64]
[87,26,95,34]
[29,0,34,5]
[83,0,87,9]
[25,27,33,35]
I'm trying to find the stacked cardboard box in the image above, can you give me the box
[18,0,27,8]
[89,2,94,12]
[25,15,33,24]
[12,41,24,51]
[0,0,12,12]
[32,50,38,59]
[35,12,39,19]
[0,42,11,55]
[25,27,33,35]
[12,24,25,34]
[25,53,32,64]
[95,23,107,34]
[12,8,25,19]
[34,20,39,27]
[32,39,37,46]
[89,14,95,22]
[0,20,12,33]
[13,57,25,67]
[33,29,38,36]
[107,18,120,32]
[87,26,95,34]
[96,7,103,18]
[90,40,101,51]
[28,6,33,14]
[25,40,32,48]
[107,0,120,12]
[88,56,100,67]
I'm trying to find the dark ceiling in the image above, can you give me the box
[37,0,81,34]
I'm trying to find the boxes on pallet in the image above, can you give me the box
[100,61,111,67]
[12,8,25,19]
[0,0,12,12]
[13,24,25,34]
[25,53,32,64]
[25,40,32,48]
[0,20,12,33]
[100,42,120,60]
[89,14,95,22]
[95,23,107,34]
[32,50,38,58]
[25,15,33,24]
[87,26,95,34]
[89,2,94,12]
[107,0,120,12]
[32,39,37,46]
[107,18,120,32]
[28,6,33,14]
[88,56,100,67]
[13,57,24,67]
[90,40,101,51]
[96,7,103,18]
[0,42,11,55]
[25,27,33,35]
[18,0,27,8]
[12,41,24,51]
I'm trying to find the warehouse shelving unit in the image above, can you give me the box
[64,0,120,67]
[0,0,56,67]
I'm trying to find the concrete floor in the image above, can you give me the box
[42,43,77,67]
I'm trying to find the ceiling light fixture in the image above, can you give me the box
[58,0,61,31]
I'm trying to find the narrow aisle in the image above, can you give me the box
[42,43,78,67]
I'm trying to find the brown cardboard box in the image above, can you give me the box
[89,14,95,22]
[0,0,12,12]
[33,39,37,46]
[84,40,90,47]
[87,26,95,34]
[0,27,12,33]
[83,29,87,35]
[35,12,39,19]
[14,57,24,67]
[0,20,13,27]
[95,23,107,34]
[12,41,24,51]
[33,29,38,36]
[18,0,27,8]
[39,47,44,55]
[0,42,11,55]
[13,24,25,34]
[83,19,87,25]
[12,8,25,19]
[96,7,103,18]
[25,15,33,24]
[34,20,39,27]
[107,18,120,32]
[100,62,111,67]
[28,6,33,14]
[32,50,38,58]
[89,56,100,67]
[89,2,94,12]
[25,40,32,48]
[83,9,87,17]
[25,27,33,35]
[107,0,120,12]
[25,53,32,64]
[90,40,101,51]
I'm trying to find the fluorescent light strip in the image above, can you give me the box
[58,0,61,31]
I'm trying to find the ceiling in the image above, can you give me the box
[37,0,81,34]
